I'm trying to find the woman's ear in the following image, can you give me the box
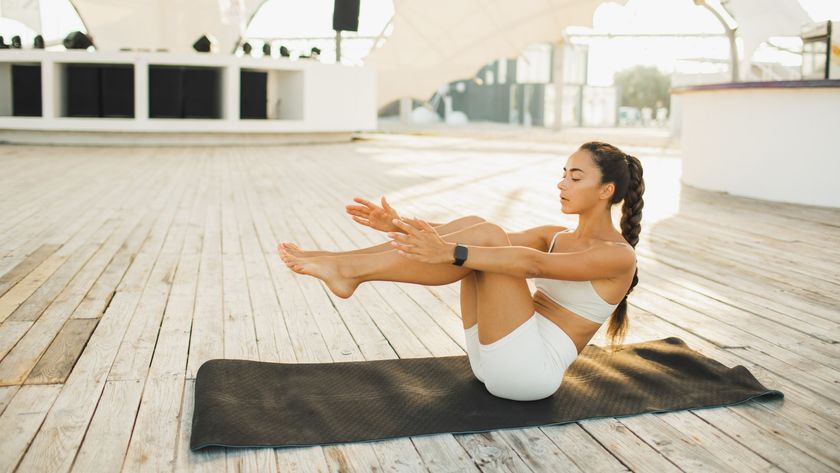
[599,182,615,201]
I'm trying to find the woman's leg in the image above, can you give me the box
[461,272,479,330]
[280,215,485,257]
[280,221,536,346]
[279,221,502,298]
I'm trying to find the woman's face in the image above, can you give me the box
[557,149,613,214]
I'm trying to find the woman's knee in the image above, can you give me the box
[475,222,510,246]
[453,215,485,227]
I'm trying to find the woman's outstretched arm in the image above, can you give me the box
[283,215,485,257]
[339,215,484,255]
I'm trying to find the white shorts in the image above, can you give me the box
[464,312,579,401]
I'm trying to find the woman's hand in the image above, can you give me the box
[345,196,402,233]
[387,218,455,264]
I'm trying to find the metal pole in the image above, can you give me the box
[335,30,342,63]
[694,0,739,82]
[551,39,565,131]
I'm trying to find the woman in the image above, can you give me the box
[278,141,645,401]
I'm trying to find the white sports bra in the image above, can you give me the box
[533,228,621,324]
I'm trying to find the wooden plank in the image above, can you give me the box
[0,320,31,361]
[0,244,60,298]
[497,428,586,472]
[0,384,62,473]
[185,150,226,380]
[0,253,69,323]
[538,423,630,472]
[219,152,276,473]
[25,318,98,384]
[0,385,18,415]
[408,435,481,473]
[123,376,186,472]
[70,379,144,473]
[580,418,682,473]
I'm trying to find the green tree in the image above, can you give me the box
[613,65,671,110]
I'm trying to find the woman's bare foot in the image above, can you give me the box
[279,242,335,258]
[277,244,359,298]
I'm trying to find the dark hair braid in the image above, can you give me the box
[578,142,645,350]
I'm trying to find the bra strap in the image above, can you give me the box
[549,227,573,252]
[548,231,561,252]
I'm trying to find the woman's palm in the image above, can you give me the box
[346,196,401,232]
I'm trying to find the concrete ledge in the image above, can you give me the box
[0,130,355,146]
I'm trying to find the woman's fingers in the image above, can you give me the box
[387,230,408,242]
[381,196,395,212]
[417,219,436,233]
[391,218,419,236]
[353,197,379,210]
[346,205,370,216]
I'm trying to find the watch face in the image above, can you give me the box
[455,244,468,261]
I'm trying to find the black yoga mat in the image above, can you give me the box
[190,336,783,450]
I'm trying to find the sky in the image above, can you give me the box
[1,0,839,84]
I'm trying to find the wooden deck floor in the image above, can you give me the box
[0,134,838,472]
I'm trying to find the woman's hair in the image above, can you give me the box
[579,141,645,350]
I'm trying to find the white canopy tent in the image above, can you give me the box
[66,0,268,53]
[0,0,819,105]
[0,0,267,52]
[363,0,817,107]
[724,0,812,77]
[364,0,629,108]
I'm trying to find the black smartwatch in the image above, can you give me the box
[452,243,468,266]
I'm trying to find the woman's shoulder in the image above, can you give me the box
[507,224,570,251]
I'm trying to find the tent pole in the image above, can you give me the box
[551,39,565,131]
[399,97,412,124]
[335,30,342,62]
